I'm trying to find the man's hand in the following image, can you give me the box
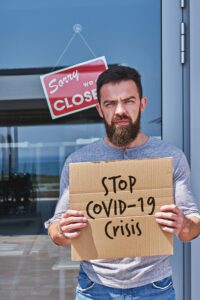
[155,204,184,235]
[155,204,200,241]
[59,209,87,239]
[48,210,87,246]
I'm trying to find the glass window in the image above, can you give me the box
[0,117,104,299]
[0,1,161,299]
[0,0,161,136]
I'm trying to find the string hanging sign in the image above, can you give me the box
[40,24,107,119]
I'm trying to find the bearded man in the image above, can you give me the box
[46,66,200,300]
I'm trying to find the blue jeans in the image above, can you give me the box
[75,266,175,300]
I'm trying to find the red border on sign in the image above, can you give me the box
[40,56,108,119]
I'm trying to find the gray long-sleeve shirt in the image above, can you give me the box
[45,136,200,288]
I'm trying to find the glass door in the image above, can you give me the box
[0,1,185,299]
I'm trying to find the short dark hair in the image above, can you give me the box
[96,65,143,103]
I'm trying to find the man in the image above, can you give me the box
[46,66,200,299]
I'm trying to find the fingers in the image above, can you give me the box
[61,221,87,239]
[159,204,180,214]
[155,205,184,235]
[60,215,87,226]
[63,231,81,239]
[59,209,87,239]
[62,209,84,218]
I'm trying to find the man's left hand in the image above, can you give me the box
[155,204,185,235]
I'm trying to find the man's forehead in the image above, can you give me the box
[100,80,139,99]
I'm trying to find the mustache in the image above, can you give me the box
[112,114,131,122]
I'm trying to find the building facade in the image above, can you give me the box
[0,1,199,299]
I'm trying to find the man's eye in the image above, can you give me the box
[105,101,114,107]
[126,99,135,103]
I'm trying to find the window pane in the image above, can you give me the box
[0,0,161,136]
[0,121,104,299]
[0,1,161,299]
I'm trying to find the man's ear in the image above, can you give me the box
[96,102,104,118]
[140,97,147,112]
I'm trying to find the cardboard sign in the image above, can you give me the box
[40,57,108,119]
[69,157,174,261]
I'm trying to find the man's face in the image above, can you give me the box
[96,80,147,147]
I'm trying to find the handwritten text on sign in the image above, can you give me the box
[85,174,156,240]
[40,57,107,119]
[70,158,173,260]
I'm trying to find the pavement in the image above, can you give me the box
[0,234,79,300]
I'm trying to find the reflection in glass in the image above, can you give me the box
[0,122,104,298]
[0,123,104,233]
[0,0,161,298]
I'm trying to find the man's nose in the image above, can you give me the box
[115,102,126,115]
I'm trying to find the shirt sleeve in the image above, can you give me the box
[44,158,70,229]
[174,152,200,217]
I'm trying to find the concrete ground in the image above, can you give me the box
[0,235,79,300]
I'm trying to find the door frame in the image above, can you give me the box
[162,0,185,299]
[162,1,191,300]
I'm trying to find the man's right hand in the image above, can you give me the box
[48,210,87,246]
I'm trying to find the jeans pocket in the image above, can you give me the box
[152,276,173,291]
[77,266,96,293]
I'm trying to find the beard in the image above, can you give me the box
[103,111,141,147]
